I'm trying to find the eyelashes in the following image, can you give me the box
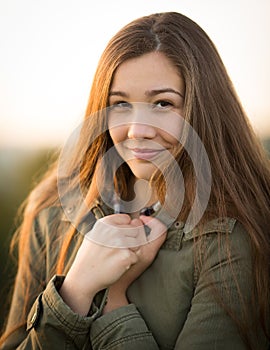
[109,100,174,111]
[110,101,131,109]
[154,100,173,108]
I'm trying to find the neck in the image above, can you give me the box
[128,178,157,218]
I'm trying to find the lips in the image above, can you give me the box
[129,148,165,160]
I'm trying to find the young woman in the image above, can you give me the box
[1,11,270,350]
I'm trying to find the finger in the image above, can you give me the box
[120,235,144,248]
[106,235,143,249]
[101,213,131,226]
[121,218,148,244]
[139,215,167,241]
[121,224,140,237]
[130,218,148,244]
[129,245,141,252]
[139,215,166,230]
[130,218,143,227]
[129,250,139,265]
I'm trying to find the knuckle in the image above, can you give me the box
[119,249,131,262]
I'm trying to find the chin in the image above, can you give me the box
[127,160,157,180]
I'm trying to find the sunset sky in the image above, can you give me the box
[1,0,270,148]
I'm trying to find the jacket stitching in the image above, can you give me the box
[92,312,141,343]
[43,291,91,334]
[99,332,155,350]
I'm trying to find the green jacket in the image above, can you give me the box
[2,200,269,349]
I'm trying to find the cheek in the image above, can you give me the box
[159,128,180,147]
[156,113,183,143]
[109,126,127,145]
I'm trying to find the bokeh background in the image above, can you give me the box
[1,0,270,333]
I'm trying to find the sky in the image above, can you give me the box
[0,0,270,149]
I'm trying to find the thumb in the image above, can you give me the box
[139,215,167,242]
[139,215,165,229]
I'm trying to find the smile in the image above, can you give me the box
[129,148,165,160]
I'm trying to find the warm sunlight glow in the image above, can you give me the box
[1,0,269,148]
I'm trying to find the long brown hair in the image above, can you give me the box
[1,12,270,347]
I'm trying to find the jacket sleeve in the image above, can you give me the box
[1,210,108,350]
[89,304,159,349]
[19,276,108,350]
[1,214,46,349]
[1,207,159,350]
[174,221,268,350]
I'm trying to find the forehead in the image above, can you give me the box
[110,52,184,92]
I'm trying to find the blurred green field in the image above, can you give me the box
[0,147,58,333]
[0,139,270,333]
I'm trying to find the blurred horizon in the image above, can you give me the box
[1,0,270,149]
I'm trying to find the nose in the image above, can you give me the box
[127,122,156,139]
[127,110,157,139]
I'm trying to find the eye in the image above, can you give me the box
[109,101,132,110]
[154,100,173,109]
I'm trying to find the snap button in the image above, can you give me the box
[174,221,184,229]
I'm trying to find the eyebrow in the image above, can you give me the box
[109,88,184,98]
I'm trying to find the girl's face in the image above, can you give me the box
[108,51,185,180]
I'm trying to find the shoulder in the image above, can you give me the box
[184,217,250,245]
[163,217,250,252]
[190,219,252,273]
[181,218,252,268]
[29,206,67,249]
[183,217,237,240]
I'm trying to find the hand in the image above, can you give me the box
[112,215,167,289]
[102,215,167,313]
[59,214,148,315]
[88,213,148,248]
